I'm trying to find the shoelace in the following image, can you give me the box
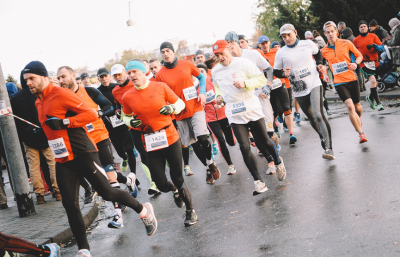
[142,216,152,226]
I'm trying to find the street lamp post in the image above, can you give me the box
[127,1,133,26]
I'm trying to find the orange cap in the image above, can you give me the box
[212,40,229,54]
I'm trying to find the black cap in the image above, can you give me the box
[196,63,208,74]
[358,20,368,27]
[238,35,248,42]
[80,73,89,80]
[160,42,175,52]
[369,19,378,26]
[97,68,109,76]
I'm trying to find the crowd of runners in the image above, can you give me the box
[2,13,400,257]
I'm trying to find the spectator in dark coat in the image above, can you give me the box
[369,19,390,42]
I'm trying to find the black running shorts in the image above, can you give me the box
[335,80,360,104]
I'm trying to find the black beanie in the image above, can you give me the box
[238,35,248,42]
[369,19,378,26]
[358,20,368,27]
[196,63,208,74]
[195,50,204,58]
[160,42,174,52]
[22,61,48,77]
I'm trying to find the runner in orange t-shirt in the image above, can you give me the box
[57,66,138,229]
[155,42,221,184]
[353,20,384,111]
[122,60,198,226]
[24,61,157,256]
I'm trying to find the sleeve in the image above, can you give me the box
[254,50,270,71]
[243,60,267,90]
[84,87,114,117]
[213,79,222,98]
[163,83,179,104]
[112,87,119,104]
[348,41,363,59]
[190,61,201,77]
[59,89,98,128]
[273,69,286,78]
[264,66,274,82]
[308,39,319,55]
[121,94,133,115]
[312,49,323,65]
[273,51,283,70]
[374,34,382,45]
[196,73,206,94]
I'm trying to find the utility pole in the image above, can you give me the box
[0,63,36,217]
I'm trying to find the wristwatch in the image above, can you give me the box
[63,119,70,126]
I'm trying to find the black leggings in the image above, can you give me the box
[207,118,236,165]
[191,135,212,167]
[57,152,143,250]
[97,138,127,184]
[231,118,280,181]
[295,86,332,149]
[130,129,148,166]
[321,81,330,111]
[270,85,291,118]
[147,140,193,210]
[0,232,51,257]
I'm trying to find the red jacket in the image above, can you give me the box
[197,78,226,123]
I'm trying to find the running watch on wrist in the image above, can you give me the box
[63,119,70,126]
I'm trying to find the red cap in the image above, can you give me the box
[212,40,229,54]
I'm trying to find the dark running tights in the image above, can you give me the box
[0,232,51,256]
[231,118,280,181]
[147,140,193,210]
[182,146,189,166]
[191,135,212,167]
[130,129,148,166]
[57,152,143,250]
[295,86,332,149]
[207,118,236,165]
[370,87,381,105]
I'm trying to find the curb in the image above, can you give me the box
[36,201,99,246]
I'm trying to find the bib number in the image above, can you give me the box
[144,130,168,152]
[48,138,69,158]
[183,86,197,101]
[109,115,124,128]
[332,61,349,75]
[205,89,216,104]
[271,78,283,89]
[226,101,247,116]
[86,123,94,132]
[364,61,375,70]
[294,66,312,81]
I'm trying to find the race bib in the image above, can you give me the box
[254,88,262,97]
[183,86,197,101]
[86,123,94,132]
[226,101,247,117]
[293,66,312,81]
[364,61,375,70]
[332,61,349,75]
[48,138,69,158]
[144,130,168,152]
[271,78,283,89]
[205,89,216,104]
[109,115,124,128]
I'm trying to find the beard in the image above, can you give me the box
[60,79,76,91]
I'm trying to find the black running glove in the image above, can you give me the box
[159,105,175,115]
[129,115,142,128]
[367,44,376,50]
[45,115,68,130]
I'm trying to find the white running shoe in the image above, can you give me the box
[253,180,268,195]
[266,162,276,175]
[76,249,91,257]
[108,213,124,228]
[126,173,136,187]
[276,157,286,181]
[227,165,236,175]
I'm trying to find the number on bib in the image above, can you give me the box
[109,115,124,128]
[332,61,349,75]
[205,89,216,104]
[48,138,69,158]
[183,86,197,101]
[226,101,247,116]
[294,66,312,81]
[144,131,169,152]
[86,123,94,132]
[271,78,283,89]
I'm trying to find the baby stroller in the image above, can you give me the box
[376,46,400,93]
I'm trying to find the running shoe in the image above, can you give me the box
[211,153,215,161]
[283,124,289,132]
[173,190,185,208]
[266,162,276,175]
[289,134,297,146]
[133,149,138,157]
[141,202,158,236]
[366,96,376,110]
[184,165,194,176]
[249,137,256,147]
[183,209,198,226]
[208,163,221,180]
[135,178,140,186]
[227,165,236,175]
[276,157,286,181]
[121,159,128,172]
[359,133,368,143]
[274,125,281,138]
[76,249,91,257]
[84,189,97,204]
[322,149,335,160]
[188,145,193,151]
[148,182,161,195]
[108,214,124,228]
[277,116,283,123]
[212,143,219,155]
[377,104,384,111]
[126,173,138,198]
[294,112,301,123]
[206,170,214,184]
[253,180,268,196]
[44,243,60,257]
[327,110,333,116]
[120,204,128,213]
[36,194,44,204]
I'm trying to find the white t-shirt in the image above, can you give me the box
[274,40,322,97]
[240,49,270,72]
[212,57,265,125]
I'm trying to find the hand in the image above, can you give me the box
[349,63,357,71]
[323,75,330,83]
[267,81,272,88]
[283,68,291,77]
[233,80,245,89]
[45,115,67,130]
[366,44,376,50]
[116,109,121,119]
[159,105,174,115]
[259,92,269,99]
[216,95,223,105]
[130,115,142,128]
[317,65,326,74]
[198,93,206,105]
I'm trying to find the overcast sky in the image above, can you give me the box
[1,0,259,80]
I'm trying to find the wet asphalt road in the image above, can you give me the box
[62,100,400,256]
